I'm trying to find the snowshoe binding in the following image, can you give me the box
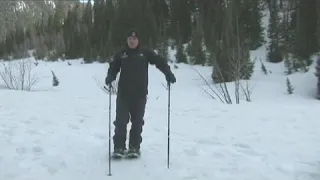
[126,148,140,159]
[112,148,126,159]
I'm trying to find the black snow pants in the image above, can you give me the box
[113,94,147,150]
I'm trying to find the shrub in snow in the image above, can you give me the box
[0,59,38,91]
[51,70,59,87]
[240,80,253,102]
[260,59,268,75]
[286,77,294,94]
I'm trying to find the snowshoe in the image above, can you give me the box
[112,148,126,159]
[126,148,140,159]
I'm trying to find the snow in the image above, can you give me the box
[0,54,320,180]
[1,10,320,180]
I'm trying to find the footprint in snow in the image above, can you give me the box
[184,147,199,157]
[32,146,44,156]
[233,143,250,149]
[27,129,39,135]
[68,124,80,130]
[16,147,27,155]
[195,139,223,146]
[233,143,264,157]
[94,133,107,140]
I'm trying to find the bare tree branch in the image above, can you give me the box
[0,59,39,91]
[191,66,225,103]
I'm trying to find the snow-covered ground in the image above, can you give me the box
[1,9,320,180]
[0,50,320,180]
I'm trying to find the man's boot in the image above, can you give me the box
[112,148,126,159]
[126,145,140,158]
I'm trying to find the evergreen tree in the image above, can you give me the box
[51,70,60,87]
[103,0,115,60]
[279,0,295,74]
[292,0,317,71]
[168,0,192,63]
[317,1,320,50]
[286,77,294,94]
[52,0,65,33]
[63,5,83,59]
[156,23,169,61]
[267,0,282,63]
[82,0,94,63]
[175,42,187,64]
[240,0,264,50]
[200,0,253,83]
[0,2,17,43]
[93,0,105,56]
[187,13,206,65]
[168,0,192,44]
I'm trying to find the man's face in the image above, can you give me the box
[127,32,139,49]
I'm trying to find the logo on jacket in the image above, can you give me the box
[121,52,128,58]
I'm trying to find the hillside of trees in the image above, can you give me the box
[0,0,319,83]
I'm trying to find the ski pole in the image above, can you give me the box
[167,82,171,169]
[108,84,112,176]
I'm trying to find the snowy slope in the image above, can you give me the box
[0,56,320,180]
[1,8,320,180]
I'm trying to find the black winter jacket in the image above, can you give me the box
[106,47,173,98]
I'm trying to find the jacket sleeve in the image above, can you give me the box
[107,51,122,81]
[144,49,172,76]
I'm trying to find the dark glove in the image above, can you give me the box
[166,72,176,84]
[105,76,113,86]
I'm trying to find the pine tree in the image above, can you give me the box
[279,0,295,74]
[240,0,264,50]
[317,57,320,97]
[156,23,169,61]
[317,1,320,50]
[267,0,282,63]
[284,57,293,75]
[168,0,192,62]
[63,5,83,59]
[104,0,115,59]
[168,0,192,45]
[187,13,206,65]
[82,0,94,62]
[53,1,65,32]
[155,0,170,60]
[175,42,187,63]
[51,70,59,87]
[292,0,317,72]
[286,77,294,94]
[205,0,253,83]
[92,0,105,55]
[0,2,17,43]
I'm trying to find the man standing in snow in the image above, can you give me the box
[105,29,176,158]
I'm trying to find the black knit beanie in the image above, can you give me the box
[127,29,139,38]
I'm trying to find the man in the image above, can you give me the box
[105,29,176,158]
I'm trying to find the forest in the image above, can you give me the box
[0,0,319,83]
